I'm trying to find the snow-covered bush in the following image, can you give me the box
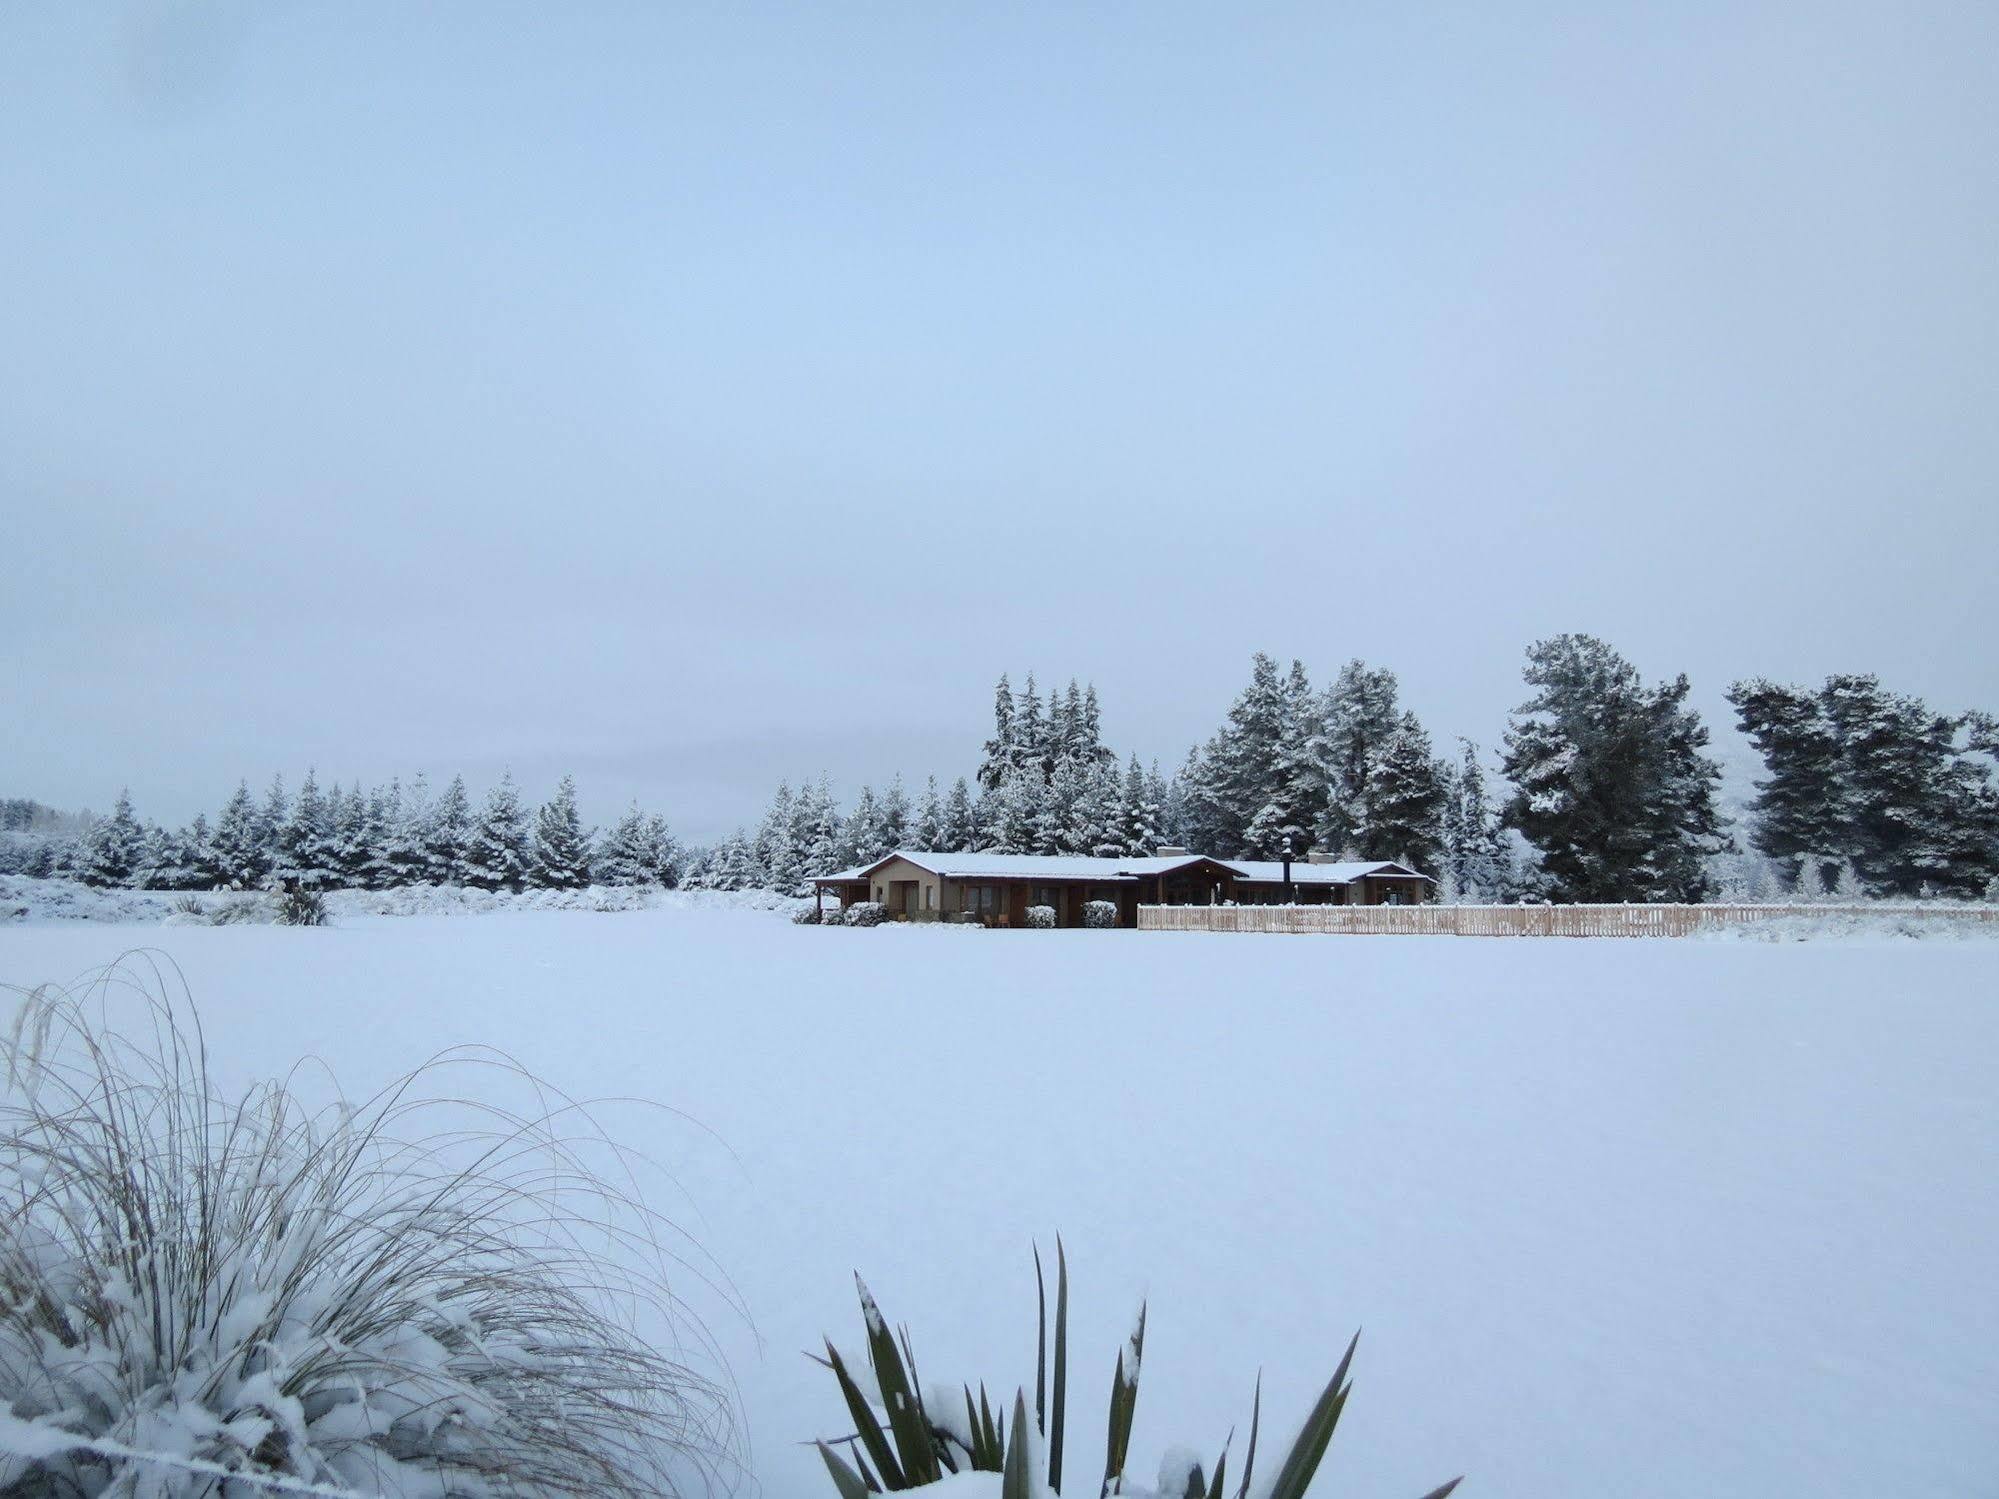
[1025,904,1056,929]
[792,906,825,925]
[814,1247,1459,1499]
[1083,899,1117,929]
[272,881,328,926]
[0,967,735,1497]
[845,901,886,927]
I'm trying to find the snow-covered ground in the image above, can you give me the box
[3,908,1994,1498]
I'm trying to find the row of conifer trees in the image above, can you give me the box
[16,636,1997,903]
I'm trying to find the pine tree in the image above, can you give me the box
[531,774,594,889]
[981,765,1041,854]
[795,776,843,874]
[1362,713,1446,869]
[1501,635,1725,902]
[1015,675,1047,780]
[210,781,264,889]
[425,774,474,884]
[81,789,145,888]
[842,785,886,866]
[277,770,338,889]
[595,804,654,885]
[328,782,370,888]
[941,777,978,852]
[1244,660,1321,857]
[1035,757,1086,855]
[909,776,944,852]
[878,774,911,853]
[1075,760,1125,857]
[1440,740,1512,901]
[643,813,683,887]
[1793,855,1826,903]
[464,773,532,892]
[257,775,289,876]
[1308,660,1403,858]
[752,782,798,892]
[978,675,1017,792]
[361,780,404,890]
[184,813,223,890]
[1119,756,1161,857]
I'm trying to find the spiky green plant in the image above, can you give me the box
[815,1240,1461,1499]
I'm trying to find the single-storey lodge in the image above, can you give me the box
[811,847,1433,928]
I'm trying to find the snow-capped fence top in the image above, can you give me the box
[1139,903,1999,937]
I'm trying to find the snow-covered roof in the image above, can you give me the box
[813,850,1229,884]
[812,851,1431,884]
[1229,859,1434,885]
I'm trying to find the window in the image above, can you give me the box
[1032,885,1066,912]
[962,885,999,915]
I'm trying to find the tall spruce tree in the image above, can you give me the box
[210,780,264,888]
[911,776,944,851]
[1308,660,1403,857]
[425,774,474,884]
[941,777,978,852]
[1501,634,1725,902]
[978,675,1017,792]
[531,774,594,889]
[81,789,144,889]
[464,773,532,891]
[1362,713,1447,870]
[277,770,337,888]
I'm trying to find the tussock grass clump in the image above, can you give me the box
[0,957,737,1497]
[816,1242,1459,1499]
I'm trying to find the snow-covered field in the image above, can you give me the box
[3,908,1994,1498]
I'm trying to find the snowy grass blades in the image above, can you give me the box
[0,956,738,1497]
[816,1246,1459,1498]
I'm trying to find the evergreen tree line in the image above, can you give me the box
[16,639,1996,905]
[717,637,1998,904]
[29,771,682,894]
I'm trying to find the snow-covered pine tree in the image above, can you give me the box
[359,780,402,890]
[1035,757,1086,855]
[1079,684,1117,769]
[980,764,1040,854]
[1832,860,1866,903]
[978,675,1017,792]
[183,813,222,890]
[209,780,265,889]
[133,823,172,890]
[531,774,594,890]
[80,789,145,888]
[464,773,532,892]
[841,785,886,866]
[1360,713,1446,870]
[327,783,370,889]
[277,770,338,889]
[1077,760,1126,858]
[1441,740,1512,901]
[1793,855,1826,903]
[1244,660,1321,858]
[1308,660,1402,859]
[642,813,682,887]
[1180,654,1288,857]
[1119,755,1160,857]
[1501,635,1725,902]
[794,776,842,875]
[941,776,978,852]
[878,774,911,854]
[594,804,651,886]
[256,774,289,875]
[906,775,941,852]
[1014,675,1047,780]
[752,782,797,892]
[424,774,474,885]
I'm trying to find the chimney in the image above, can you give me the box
[1281,837,1294,898]
[1154,845,1191,858]
[1306,851,1338,865]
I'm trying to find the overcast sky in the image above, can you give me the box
[4,2,1994,839]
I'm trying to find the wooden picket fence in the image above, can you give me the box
[1136,903,1999,938]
